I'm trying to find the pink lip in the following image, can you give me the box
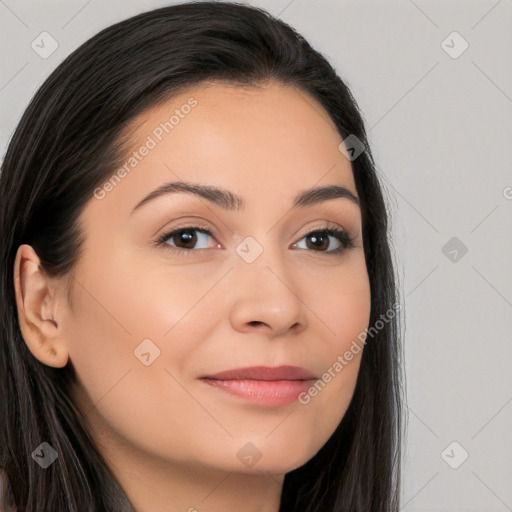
[199,365,317,406]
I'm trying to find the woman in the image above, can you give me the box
[0,2,404,510]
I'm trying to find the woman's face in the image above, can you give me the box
[58,81,371,475]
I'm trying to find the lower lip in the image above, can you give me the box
[200,378,315,406]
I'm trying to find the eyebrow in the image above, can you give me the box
[130,181,360,215]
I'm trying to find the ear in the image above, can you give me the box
[13,244,70,368]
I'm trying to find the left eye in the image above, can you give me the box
[292,228,354,254]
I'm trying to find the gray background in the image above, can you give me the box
[1,0,511,510]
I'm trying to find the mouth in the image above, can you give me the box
[199,365,317,406]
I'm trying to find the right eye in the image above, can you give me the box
[157,226,219,255]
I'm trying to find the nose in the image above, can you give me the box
[228,243,307,338]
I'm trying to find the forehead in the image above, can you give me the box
[89,80,357,223]
[127,80,353,180]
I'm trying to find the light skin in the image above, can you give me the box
[14,80,371,512]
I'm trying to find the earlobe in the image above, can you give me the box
[13,244,69,368]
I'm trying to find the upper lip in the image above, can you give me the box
[201,365,317,381]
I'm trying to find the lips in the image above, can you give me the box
[199,365,317,406]
[201,365,317,381]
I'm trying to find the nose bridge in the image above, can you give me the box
[229,232,306,334]
[235,232,290,287]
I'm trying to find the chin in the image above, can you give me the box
[236,449,317,476]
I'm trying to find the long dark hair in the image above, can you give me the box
[0,2,405,510]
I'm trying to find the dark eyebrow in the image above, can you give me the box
[130,181,360,215]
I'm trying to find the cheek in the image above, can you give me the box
[70,251,215,350]
[301,257,370,429]
[64,258,203,453]
[64,266,137,408]
[320,256,372,353]
[123,259,223,362]
[65,254,220,413]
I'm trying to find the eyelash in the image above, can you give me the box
[156,223,356,257]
